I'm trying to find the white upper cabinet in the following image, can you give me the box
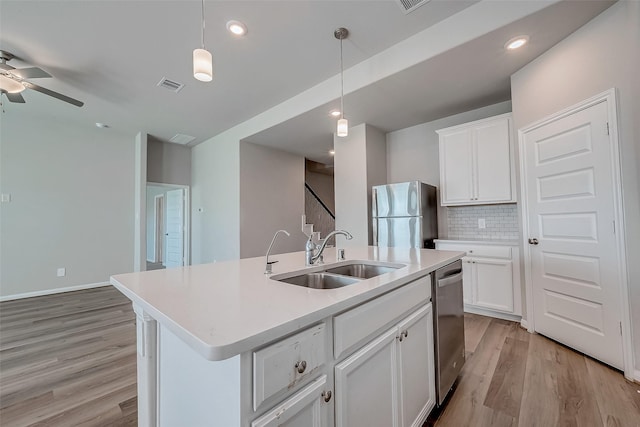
[438,113,515,206]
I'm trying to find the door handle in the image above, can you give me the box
[528,238,539,245]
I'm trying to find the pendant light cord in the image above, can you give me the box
[340,37,344,120]
[201,0,206,49]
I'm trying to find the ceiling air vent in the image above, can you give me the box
[157,77,185,93]
[396,0,431,14]
[169,134,196,145]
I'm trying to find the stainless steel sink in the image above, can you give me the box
[277,273,360,289]
[272,260,405,289]
[324,264,399,279]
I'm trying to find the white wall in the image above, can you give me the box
[334,124,386,247]
[510,0,640,374]
[386,101,512,238]
[190,137,240,264]
[147,137,191,186]
[0,113,135,298]
[365,125,388,244]
[239,142,305,259]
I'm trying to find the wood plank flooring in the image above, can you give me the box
[1,288,639,426]
[431,314,640,427]
[0,287,137,426]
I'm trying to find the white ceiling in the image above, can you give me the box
[0,0,614,165]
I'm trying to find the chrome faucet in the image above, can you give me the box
[306,230,353,266]
[265,230,290,274]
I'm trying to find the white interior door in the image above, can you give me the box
[154,195,164,263]
[165,189,185,268]
[523,100,623,369]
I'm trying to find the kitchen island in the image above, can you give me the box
[110,246,464,427]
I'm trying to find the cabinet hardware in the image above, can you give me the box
[295,360,307,374]
[321,390,332,402]
[403,330,408,339]
[528,238,539,245]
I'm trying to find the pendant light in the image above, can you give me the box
[193,0,212,82]
[335,27,349,137]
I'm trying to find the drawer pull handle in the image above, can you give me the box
[322,390,332,402]
[295,360,307,374]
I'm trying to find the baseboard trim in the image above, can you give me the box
[464,305,522,322]
[520,318,529,330]
[0,281,111,302]
[634,370,640,384]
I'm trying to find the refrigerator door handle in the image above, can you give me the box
[372,187,378,218]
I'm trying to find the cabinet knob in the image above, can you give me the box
[295,360,307,374]
[397,334,403,342]
[322,390,332,402]
[528,238,539,245]
[403,330,408,339]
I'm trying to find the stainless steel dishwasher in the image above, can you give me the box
[432,259,465,406]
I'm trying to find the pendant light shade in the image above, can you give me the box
[337,118,348,137]
[193,0,212,82]
[335,27,349,138]
[193,48,212,82]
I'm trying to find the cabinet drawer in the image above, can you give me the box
[253,323,326,411]
[437,242,511,260]
[333,275,430,360]
[466,245,511,259]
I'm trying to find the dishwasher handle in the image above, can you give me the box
[438,271,463,288]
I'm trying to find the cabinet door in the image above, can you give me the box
[473,117,513,203]
[251,375,330,427]
[439,129,474,205]
[397,304,435,427]
[335,328,399,427]
[473,258,514,313]
[461,258,473,305]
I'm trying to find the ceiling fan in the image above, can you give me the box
[0,50,83,107]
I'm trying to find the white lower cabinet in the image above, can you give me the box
[251,375,331,427]
[397,305,435,427]
[472,257,513,312]
[334,304,435,427]
[436,240,521,319]
[144,275,438,427]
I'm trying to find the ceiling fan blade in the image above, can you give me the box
[22,81,84,107]
[12,67,51,79]
[5,91,26,103]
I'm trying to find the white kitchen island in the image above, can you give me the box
[110,246,464,427]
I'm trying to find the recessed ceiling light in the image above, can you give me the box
[329,149,335,155]
[95,122,110,129]
[505,35,529,50]
[226,20,247,36]
[330,110,341,117]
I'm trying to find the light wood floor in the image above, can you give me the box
[431,314,640,427]
[0,287,137,426]
[1,288,638,426]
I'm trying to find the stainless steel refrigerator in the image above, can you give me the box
[372,181,438,249]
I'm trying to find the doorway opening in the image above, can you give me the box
[146,182,190,269]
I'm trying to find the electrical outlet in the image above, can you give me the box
[57,267,66,277]
[478,218,486,229]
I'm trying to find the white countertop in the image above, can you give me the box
[110,246,464,361]
[435,239,520,246]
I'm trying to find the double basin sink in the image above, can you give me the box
[271,261,405,290]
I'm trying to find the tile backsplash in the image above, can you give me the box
[446,204,520,241]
